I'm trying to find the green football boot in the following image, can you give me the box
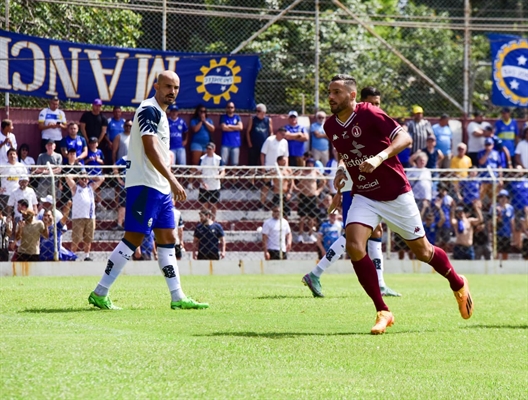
[302,272,324,298]
[380,286,402,297]
[171,297,209,310]
[88,291,122,310]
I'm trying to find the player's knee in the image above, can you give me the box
[346,240,366,260]
[371,225,383,239]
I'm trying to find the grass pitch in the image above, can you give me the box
[1,274,527,399]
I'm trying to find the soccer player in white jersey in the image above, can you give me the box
[302,87,401,298]
[323,74,472,334]
[88,70,208,310]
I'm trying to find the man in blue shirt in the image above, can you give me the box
[310,111,329,166]
[193,209,226,260]
[492,189,514,261]
[220,102,243,166]
[167,104,188,165]
[60,122,87,163]
[432,114,453,168]
[494,107,519,157]
[107,106,125,143]
[478,137,503,207]
[284,110,308,166]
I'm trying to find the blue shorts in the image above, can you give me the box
[124,185,175,235]
[342,191,353,230]
[190,142,207,152]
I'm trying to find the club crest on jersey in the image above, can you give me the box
[351,125,362,137]
[350,140,365,157]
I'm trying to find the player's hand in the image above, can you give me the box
[333,169,347,191]
[328,190,342,214]
[359,156,382,173]
[171,180,187,202]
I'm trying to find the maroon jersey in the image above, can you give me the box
[325,102,411,201]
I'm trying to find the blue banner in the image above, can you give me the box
[489,34,528,107]
[0,30,261,109]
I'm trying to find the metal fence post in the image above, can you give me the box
[47,162,58,261]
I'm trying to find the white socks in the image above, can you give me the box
[311,235,347,277]
[95,240,136,296]
[368,238,385,287]
[157,244,186,302]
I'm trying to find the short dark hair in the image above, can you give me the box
[360,86,380,100]
[68,122,78,128]
[7,147,17,155]
[1,119,12,130]
[276,155,285,163]
[113,106,121,111]
[17,199,29,208]
[331,74,357,91]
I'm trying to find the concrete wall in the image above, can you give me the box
[2,259,526,277]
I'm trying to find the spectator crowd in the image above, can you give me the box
[0,96,527,262]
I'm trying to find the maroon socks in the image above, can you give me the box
[429,246,464,291]
[351,254,389,312]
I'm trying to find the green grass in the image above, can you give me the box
[1,274,527,399]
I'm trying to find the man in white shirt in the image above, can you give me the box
[260,127,289,168]
[466,111,486,167]
[198,142,225,217]
[38,96,67,153]
[7,175,38,221]
[0,119,18,166]
[515,126,528,169]
[0,148,26,210]
[88,70,208,311]
[262,206,292,260]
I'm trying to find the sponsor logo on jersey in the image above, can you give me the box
[356,179,379,190]
[350,140,365,157]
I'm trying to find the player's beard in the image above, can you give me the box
[330,101,347,115]
[163,96,176,105]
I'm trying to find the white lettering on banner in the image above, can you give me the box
[0,37,12,89]
[12,41,45,91]
[133,55,180,103]
[502,65,528,81]
[85,50,129,101]
[48,46,81,98]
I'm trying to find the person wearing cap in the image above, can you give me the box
[85,137,104,176]
[7,174,38,222]
[60,122,88,163]
[38,96,67,153]
[432,114,453,168]
[167,104,188,165]
[190,105,215,166]
[37,194,63,222]
[451,200,483,260]
[310,111,329,166]
[220,101,243,166]
[246,103,272,166]
[407,105,433,154]
[514,125,528,169]
[466,111,487,166]
[478,136,503,205]
[192,208,226,260]
[410,134,443,171]
[79,98,108,155]
[284,110,309,167]
[0,119,18,166]
[493,189,515,260]
[494,107,519,159]
[0,148,27,211]
[198,142,225,217]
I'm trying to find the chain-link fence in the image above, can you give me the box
[1,0,527,118]
[1,165,527,262]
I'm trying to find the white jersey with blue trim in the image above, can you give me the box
[125,97,171,195]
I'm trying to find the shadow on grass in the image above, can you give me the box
[21,308,99,313]
[467,324,528,330]
[196,330,413,338]
[255,295,351,300]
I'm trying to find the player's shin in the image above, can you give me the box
[95,239,136,296]
[312,235,346,277]
[351,254,389,312]
[157,244,185,302]
[428,246,464,291]
[367,238,385,287]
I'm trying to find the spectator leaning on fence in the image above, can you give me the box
[514,126,528,169]
[193,208,226,260]
[15,210,50,262]
[407,105,433,154]
[66,172,105,261]
[451,200,483,261]
[310,111,329,166]
[220,101,243,166]
[478,137,503,206]
[0,119,17,166]
[269,155,295,217]
[112,119,132,164]
[246,103,272,167]
[167,105,188,165]
[198,142,225,217]
[40,201,77,262]
[262,206,292,260]
[7,175,38,222]
[33,139,62,199]
[0,148,26,210]
[284,110,309,167]
[38,96,67,153]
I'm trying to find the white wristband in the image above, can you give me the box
[337,165,346,173]
[377,151,389,162]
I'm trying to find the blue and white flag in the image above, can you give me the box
[489,34,528,107]
[0,30,261,109]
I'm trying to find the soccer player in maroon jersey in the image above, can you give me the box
[326,74,473,334]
